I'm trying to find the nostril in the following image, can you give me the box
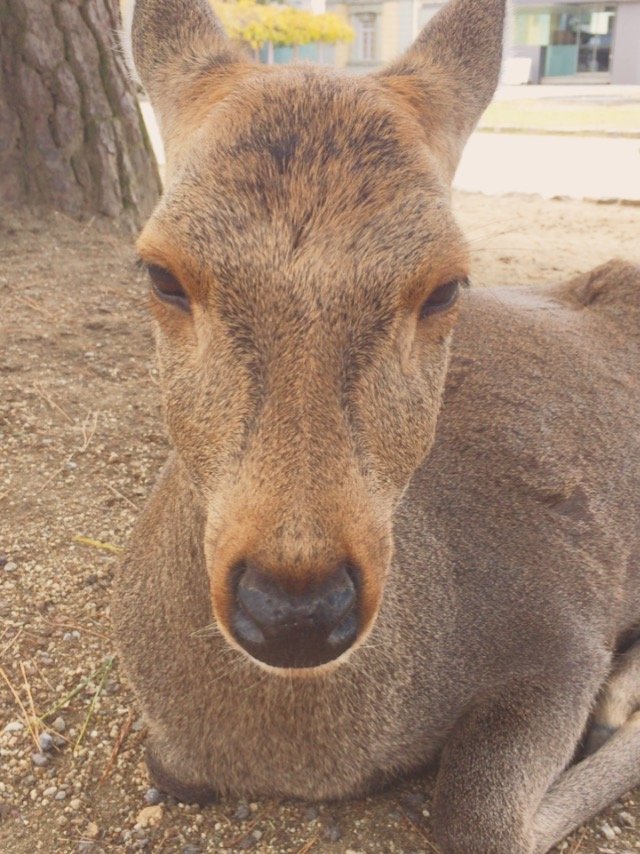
[230,559,362,668]
[328,609,358,646]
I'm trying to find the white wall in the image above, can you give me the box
[611,3,640,83]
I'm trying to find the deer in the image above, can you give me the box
[113,0,640,850]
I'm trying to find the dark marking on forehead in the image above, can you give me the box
[267,132,298,175]
[231,106,407,178]
[156,69,460,304]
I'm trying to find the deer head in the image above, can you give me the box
[123,0,506,673]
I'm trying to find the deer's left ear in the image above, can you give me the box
[378,0,507,179]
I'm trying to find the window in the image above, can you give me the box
[356,13,377,62]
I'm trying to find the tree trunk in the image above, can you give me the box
[0,0,161,230]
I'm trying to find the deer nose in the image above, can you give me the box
[230,561,360,668]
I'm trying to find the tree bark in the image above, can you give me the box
[0,0,161,230]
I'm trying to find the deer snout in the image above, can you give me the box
[230,561,360,669]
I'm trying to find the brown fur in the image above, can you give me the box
[114,1,640,851]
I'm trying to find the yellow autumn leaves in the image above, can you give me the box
[213,1,353,53]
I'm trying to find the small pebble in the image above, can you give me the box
[620,811,636,828]
[31,753,49,767]
[69,798,82,810]
[3,562,17,573]
[43,786,57,798]
[55,790,67,801]
[77,844,94,854]
[183,846,200,854]
[251,830,262,841]
[85,823,99,839]
[234,802,251,821]
[403,792,426,809]
[144,787,163,806]
[52,717,66,733]
[601,822,616,841]
[39,732,55,752]
[4,721,24,734]
[131,719,145,732]
[135,805,163,828]
[323,822,342,842]
[0,554,8,567]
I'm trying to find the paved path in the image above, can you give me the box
[455,132,640,201]
[495,84,640,102]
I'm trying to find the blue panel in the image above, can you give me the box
[545,44,578,76]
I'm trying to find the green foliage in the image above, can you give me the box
[213,1,354,52]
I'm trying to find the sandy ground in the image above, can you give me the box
[1,193,639,854]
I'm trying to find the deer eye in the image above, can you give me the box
[419,279,463,320]
[147,264,190,313]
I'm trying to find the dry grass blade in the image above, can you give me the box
[72,535,122,554]
[16,295,60,321]
[400,807,441,853]
[0,665,40,750]
[20,661,41,744]
[45,619,110,642]
[80,410,99,452]
[221,808,273,849]
[567,828,588,853]
[98,709,134,785]
[36,452,76,495]
[103,480,139,510]
[32,381,74,424]
[73,656,114,753]
[0,627,23,658]
[40,660,110,721]
[296,835,319,854]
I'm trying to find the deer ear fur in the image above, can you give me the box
[121,0,248,149]
[378,0,507,178]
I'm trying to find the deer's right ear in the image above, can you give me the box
[378,0,507,180]
[122,0,248,147]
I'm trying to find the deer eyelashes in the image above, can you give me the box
[419,278,466,320]
[147,264,190,313]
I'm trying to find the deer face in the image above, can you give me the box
[125,0,504,673]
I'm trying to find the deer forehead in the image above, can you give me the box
[141,76,467,309]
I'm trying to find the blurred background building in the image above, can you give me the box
[326,0,640,83]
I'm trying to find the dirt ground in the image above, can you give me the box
[1,192,639,854]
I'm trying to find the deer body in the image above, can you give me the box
[115,0,640,850]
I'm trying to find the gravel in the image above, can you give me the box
[39,732,55,751]
[323,821,343,842]
[52,716,66,732]
[144,787,163,806]
[234,802,251,821]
